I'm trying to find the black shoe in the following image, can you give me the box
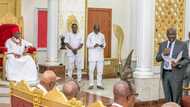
[88,86,94,89]
[97,85,104,90]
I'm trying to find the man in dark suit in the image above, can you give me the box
[156,28,188,103]
[183,32,190,93]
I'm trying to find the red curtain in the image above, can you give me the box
[37,10,47,48]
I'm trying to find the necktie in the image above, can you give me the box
[168,42,172,55]
[168,41,172,49]
[165,42,172,68]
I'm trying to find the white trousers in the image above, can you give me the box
[6,55,38,82]
[89,61,104,86]
[67,54,82,81]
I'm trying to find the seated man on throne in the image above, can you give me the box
[5,32,38,83]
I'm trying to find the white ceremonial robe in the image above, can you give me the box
[86,32,106,86]
[5,38,38,82]
[64,32,83,81]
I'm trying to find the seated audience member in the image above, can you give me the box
[37,70,57,94]
[161,102,181,107]
[111,80,136,107]
[5,32,38,82]
[62,80,80,100]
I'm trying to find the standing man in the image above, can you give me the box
[86,24,106,90]
[65,23,83,82]
[156,28,188,103]
[182,32,190,94]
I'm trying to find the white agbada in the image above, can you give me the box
[5,37,38,82]
[64,32,83,81]
[86,32,106,86]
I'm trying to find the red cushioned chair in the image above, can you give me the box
[0,24,37,80]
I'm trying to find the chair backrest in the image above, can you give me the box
[0,24,20,47]
[10,81,85,107]
[0,13,24,47]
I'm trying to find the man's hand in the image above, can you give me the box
[99,44,104,48]
[72,49,78,55]
[14,53,21,58]
[94,43,99,48]
[171,61,177,71]
[163,48,170,56]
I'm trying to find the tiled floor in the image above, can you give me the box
[79,78,120,99]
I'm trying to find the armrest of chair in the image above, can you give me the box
[0,47,8,66]
[0,47,7,80]
[26,47,37,63]
[0,47,7,54]
[26,47,37,54]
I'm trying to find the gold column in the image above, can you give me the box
[84,0,88,72]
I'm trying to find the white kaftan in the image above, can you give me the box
[5,38,38,82]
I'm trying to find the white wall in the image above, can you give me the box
[21,0,135,64]
[22,0,48,43]
[21,0,48,64]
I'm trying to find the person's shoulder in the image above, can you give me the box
[5,38,12,43]
[67,32,72,36]
[175,39,184,45]
[99,32,104,36]
[88,32,94,37]
[77,32,82,37]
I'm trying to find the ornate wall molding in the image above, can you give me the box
[154,0,185,65]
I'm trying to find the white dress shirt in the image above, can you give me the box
[86,32,106,62]
[163,41,175,70]
[64,32,83,56]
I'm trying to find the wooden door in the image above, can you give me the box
[88,8,112,58]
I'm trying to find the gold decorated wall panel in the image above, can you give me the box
[0,0,21,17]
[154,0,185,65]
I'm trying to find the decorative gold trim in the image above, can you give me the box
[84,0,88,72]
[113,24,124,62]
[45,88,68,103]
[88,100,106,107]
[67,15,79,32]
[10,81,85,107]
[68,98,84,107]
[15,0,21,17]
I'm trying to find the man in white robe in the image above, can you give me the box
[5,32,38,82]
[86,24,106,89]
[64,24,83,82]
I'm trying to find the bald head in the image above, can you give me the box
[62,80,80,99]
[113,80,131,98]
[93,24,100,34]
[41,70,57,83]
[167,27,177,42]
[161,102,180,107]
